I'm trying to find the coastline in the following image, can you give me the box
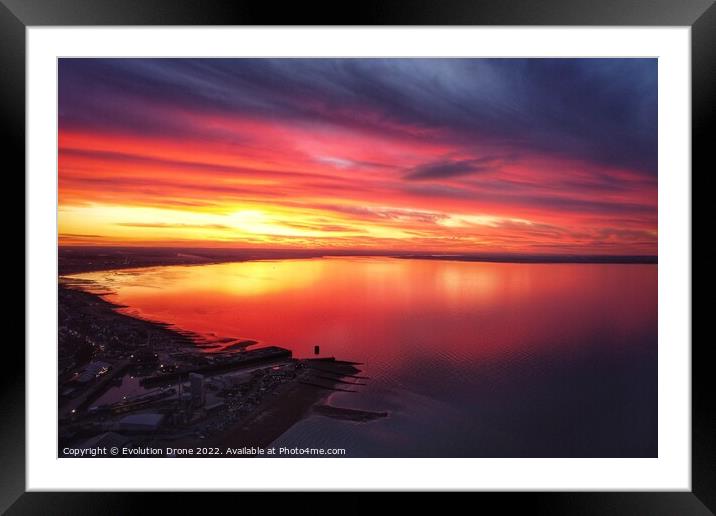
[58,265,379,456]
[58,248,653,457]
[59,245,658,277]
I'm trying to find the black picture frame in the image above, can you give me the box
[5,0,710,513]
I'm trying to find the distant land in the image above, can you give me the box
[58,246,657,276]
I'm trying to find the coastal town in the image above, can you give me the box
[58,255,384,458]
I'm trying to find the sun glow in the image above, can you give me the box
[58,58,658,255]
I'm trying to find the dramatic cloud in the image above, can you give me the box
[405,155,516,180]
[58,58,657,254]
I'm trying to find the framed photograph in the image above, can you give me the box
[8,0,710,512]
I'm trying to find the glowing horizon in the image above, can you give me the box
[58,58,657,255]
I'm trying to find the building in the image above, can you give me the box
[189,373,205,407]
[130,348,159,365]
[118,412,164,432]
[205,401,225,415]
[76,361,111,384]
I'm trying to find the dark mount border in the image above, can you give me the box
[0,0,714,25]
[5,1,710,514]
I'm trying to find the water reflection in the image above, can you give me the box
[71,257,658,457]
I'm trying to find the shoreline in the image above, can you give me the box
[59,246,658,276]
[58,248,650,457]
[60,276,208,345]
[58,277,378,456]
[202,359,367,453]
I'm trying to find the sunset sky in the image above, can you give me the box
[58,58,657,254]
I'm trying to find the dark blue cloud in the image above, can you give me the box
[406,154,518,180]
[59,58,657,176]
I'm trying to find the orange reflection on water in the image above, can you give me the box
[72,257,657,367]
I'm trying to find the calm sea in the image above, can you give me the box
[70,257,657,457]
